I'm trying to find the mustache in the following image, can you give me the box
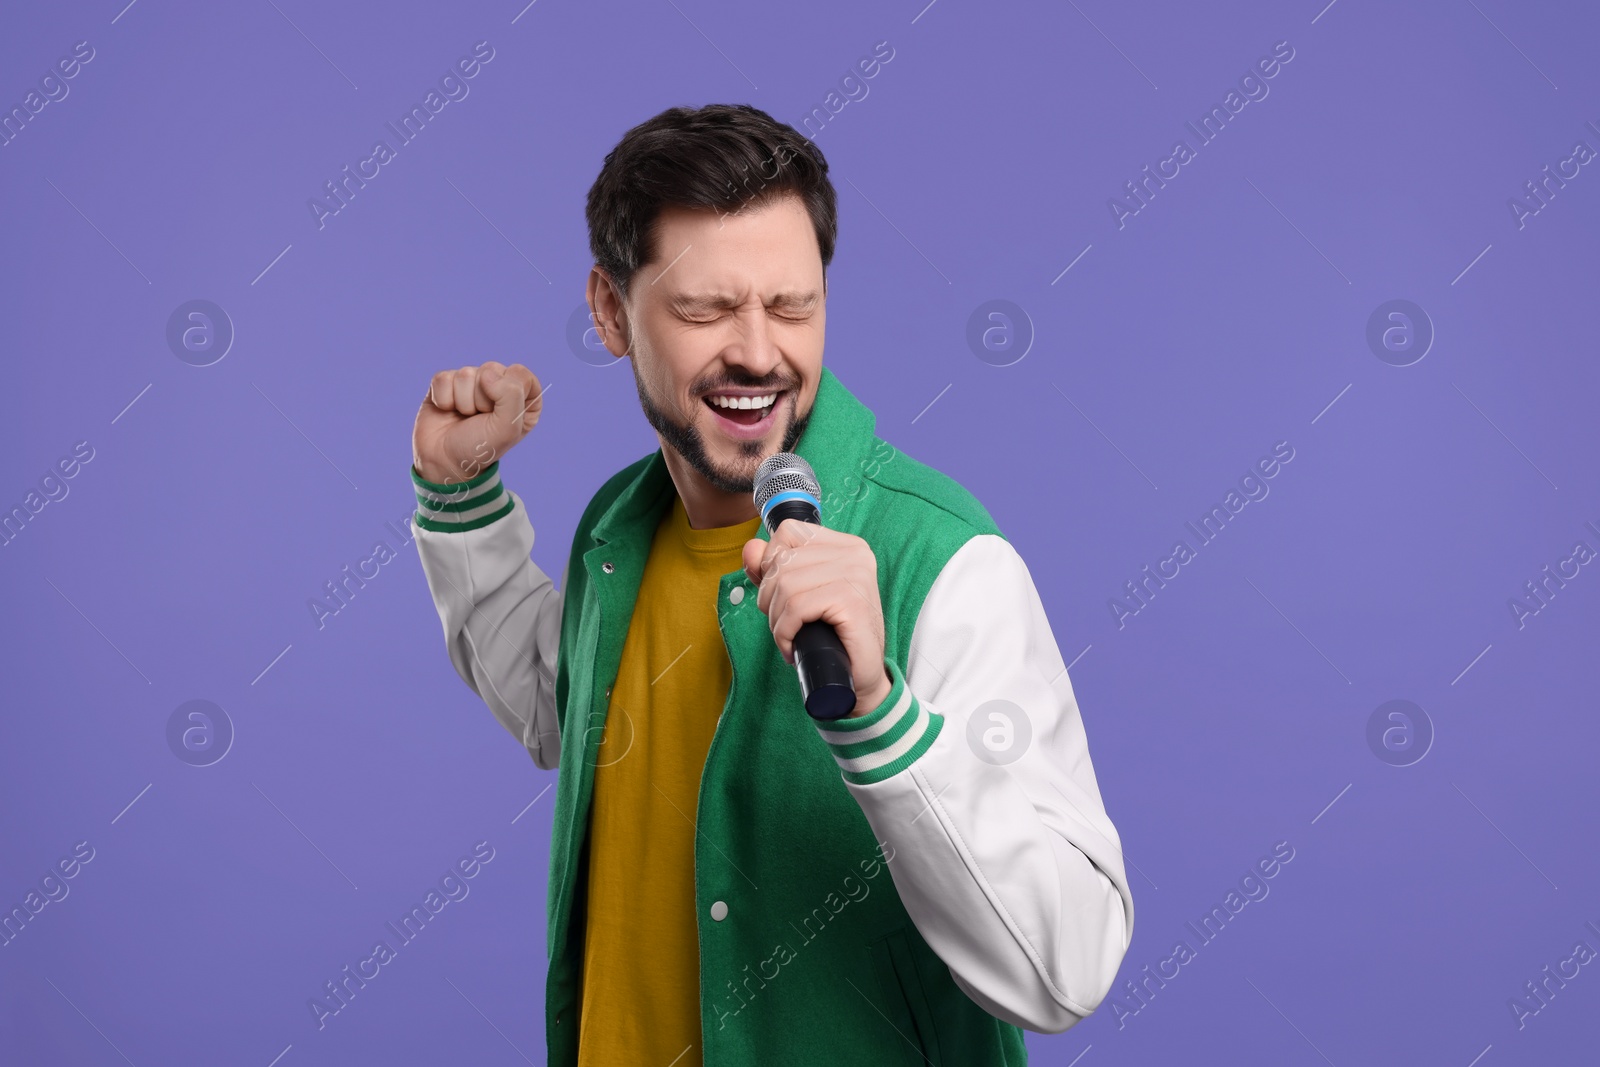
[697,379,794,396]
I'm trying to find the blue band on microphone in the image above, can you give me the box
[759,489,820,525]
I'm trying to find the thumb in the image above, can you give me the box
[481,367,531,449]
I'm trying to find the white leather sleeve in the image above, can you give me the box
[816,533,1135,1033]
[412,490,565,769]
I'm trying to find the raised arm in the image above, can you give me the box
[409,362,562,769]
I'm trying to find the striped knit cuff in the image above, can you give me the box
[412,461,515,533]
[813,657,942,786]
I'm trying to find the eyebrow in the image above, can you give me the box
[672,290,821,314]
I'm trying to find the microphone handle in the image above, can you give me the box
[762,501,859,721]
[794,620,857,721]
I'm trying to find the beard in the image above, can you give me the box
[628,359,811,496]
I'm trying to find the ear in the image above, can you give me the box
[586,267,632,358]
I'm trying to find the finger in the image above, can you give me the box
[770,587,836,665]
[452,366,478,416]
[760,564,837,620]
[475,361,509,415]
[427,370,456,410]
[775,518,824,545]
[742,538,766,583]
[756,533,844,614]
[751,531,783,588]
[504,364,542,428]
[758,537,793,585]
[483,370,529,440]
[757,542,801,615]
[766,523,823,583]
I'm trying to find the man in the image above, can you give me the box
[408,103,1133,1066]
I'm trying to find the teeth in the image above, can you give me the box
[709,393,776,410]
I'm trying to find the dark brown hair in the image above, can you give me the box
[585,103,838,301]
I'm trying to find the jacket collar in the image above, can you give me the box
[589,365,876,546]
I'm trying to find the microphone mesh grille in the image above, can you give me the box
[753,452,820,514]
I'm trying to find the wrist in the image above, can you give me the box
[812,657,944,785]
[849,669,894,719]
[413,458,478,485]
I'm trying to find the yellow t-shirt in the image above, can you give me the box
[578,493,762,1067]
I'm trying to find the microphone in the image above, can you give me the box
[752,452,858,721]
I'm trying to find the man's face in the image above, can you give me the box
[593,193,826,496]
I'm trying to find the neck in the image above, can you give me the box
[661,448,760,529]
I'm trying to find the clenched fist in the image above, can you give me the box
[412,362,544,484]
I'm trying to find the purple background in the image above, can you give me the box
[3,0,1597,1064]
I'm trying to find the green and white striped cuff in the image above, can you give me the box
[412,461,515,533]
[813,658,942,785]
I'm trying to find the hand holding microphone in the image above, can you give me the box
[743,453,893,721]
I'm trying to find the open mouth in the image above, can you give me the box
[702,389,784,428]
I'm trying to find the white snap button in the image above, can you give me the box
[601,561,614,574]
[729,585,744,605]
[710,900,728,921]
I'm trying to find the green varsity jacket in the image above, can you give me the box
[411,365,1135,1066]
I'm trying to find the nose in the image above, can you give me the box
[722,302,784,381]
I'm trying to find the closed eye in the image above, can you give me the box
[681,310,811,324]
